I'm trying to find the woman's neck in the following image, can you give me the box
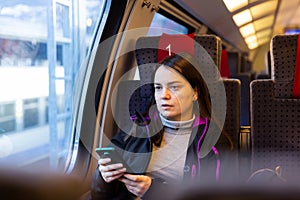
[159,114,195,129]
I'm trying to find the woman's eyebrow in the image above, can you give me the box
[154,81,182,85]
[167,81,182,85]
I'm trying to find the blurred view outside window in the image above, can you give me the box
[0,0,106,171]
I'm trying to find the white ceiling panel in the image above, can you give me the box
[174,0,300,54]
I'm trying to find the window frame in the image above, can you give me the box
[66,0,129,178]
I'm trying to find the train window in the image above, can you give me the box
[147,12,189,36]
[0,0,107,170]
[284,28,300,35]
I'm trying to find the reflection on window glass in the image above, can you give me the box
[147,12,188,36]
[0,0,106,170]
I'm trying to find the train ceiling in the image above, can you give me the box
[174,0,300,53]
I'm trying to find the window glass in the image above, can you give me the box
[147,12,188,36]
[0,0,106,170]
[285,29,300,35]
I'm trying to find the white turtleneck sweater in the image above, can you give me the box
[147,114,195,182]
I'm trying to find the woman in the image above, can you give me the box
[91,52,234,199]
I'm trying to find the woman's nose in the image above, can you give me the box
[161,87,171,99]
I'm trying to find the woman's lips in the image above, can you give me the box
[161,104,173,108]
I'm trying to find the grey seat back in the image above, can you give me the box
[250,34,300,182]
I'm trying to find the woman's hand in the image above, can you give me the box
[118,174,152,197]
[98,158,126,183]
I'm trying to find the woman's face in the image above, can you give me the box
[154,65,197,121]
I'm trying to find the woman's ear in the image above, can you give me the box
[193,89,198,101]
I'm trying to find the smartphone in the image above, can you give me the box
[95,147,123,164]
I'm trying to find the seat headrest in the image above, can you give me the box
[220,50,230,78]
[271,34,299,98]
[135,34,222,83]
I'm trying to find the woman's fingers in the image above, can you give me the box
[98,158,126,183]
[98,158,111,165]
[119,174,152,197]
[102,168,126,183]
[99,166,126,183]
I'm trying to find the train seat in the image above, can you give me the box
[250,34,300,183]
[134,34,240,181]
[115,80,153,134]
[222,50,252,126]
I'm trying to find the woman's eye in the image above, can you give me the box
[154,86,162,90]
[170,85,179,90]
